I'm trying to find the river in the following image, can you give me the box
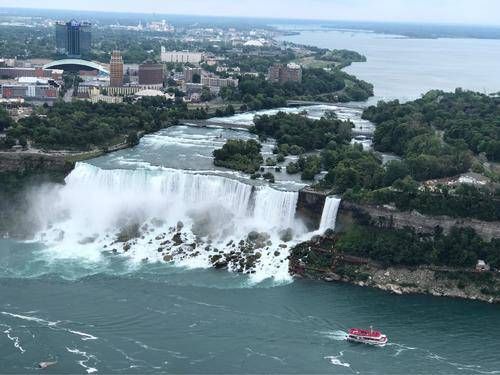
[1,31,500,373]
[278,29,500,103]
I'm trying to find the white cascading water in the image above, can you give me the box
[31,163,308,283]
[319,197,342,233]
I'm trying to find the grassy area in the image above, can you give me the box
[295,56,335,69]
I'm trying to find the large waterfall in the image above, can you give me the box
[31,163,306,283]
[319,197,342,233]
[29,162,344,283]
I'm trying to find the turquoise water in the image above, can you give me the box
[1,123,499,374]
[1,239,499,374]
[2,32,500,373]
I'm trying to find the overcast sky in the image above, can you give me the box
[2,0,500,26]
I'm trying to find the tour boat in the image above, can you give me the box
[347,327,388,346]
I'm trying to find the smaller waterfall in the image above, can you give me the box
[319,197,341,233]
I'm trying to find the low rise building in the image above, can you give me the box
[183,67,202,83]
[1,83,59,101]
[161,48,203,64]
[0,67,63,80]
[134,89,175,101]
[183,83,203,94]
[200,75,238,89]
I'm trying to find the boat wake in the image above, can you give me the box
[324,351,352,368]
[1,311,99,343]
[318,329,349,341]
[66,347,99,374]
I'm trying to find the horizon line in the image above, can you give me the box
[2,6,500,28]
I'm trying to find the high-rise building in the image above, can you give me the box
[109,51,124,87]
[138,63,164,86]
[55,23,67,53]
[55,20,92,57]
[267,63,302,84]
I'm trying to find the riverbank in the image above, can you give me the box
[290,236,500,304]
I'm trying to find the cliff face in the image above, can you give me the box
[290,237,500,304]
[340,201,500,241]
[296,188,327,225]
[0,152,75,238]
[0,152,74,174]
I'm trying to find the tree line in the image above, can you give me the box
[2,98,208,151]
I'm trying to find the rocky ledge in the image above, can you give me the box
[0,151,74,174]
[290,237,500,304]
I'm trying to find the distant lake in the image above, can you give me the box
[278,29,500,102]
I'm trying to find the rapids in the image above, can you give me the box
[24,107,354,284]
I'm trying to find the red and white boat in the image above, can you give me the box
[347,327,388,346]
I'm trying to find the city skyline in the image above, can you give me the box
[2,0,500,26]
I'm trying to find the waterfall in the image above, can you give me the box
[59,163,300,229]
[31,163,306,283]
[319,197,342,233]
[253,187,299,231]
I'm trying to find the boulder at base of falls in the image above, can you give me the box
[209,254,228,269]
[246,231,271,249]
[116,223,141,243]
[163,255,173,262]
[176,221,184,231]
[279,228,294,242]
[172,233,183,246]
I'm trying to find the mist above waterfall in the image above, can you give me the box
[20,122,347,283]
[29,163,312,282]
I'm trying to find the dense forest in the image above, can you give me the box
[212,139,263,174]
[336,224,500,269]
[364,89,500,162]
[245,110,500,221]
[2,98,208,150]
[252,111,352,150]
[315,49,367,67]
[344,176,500,221]
[0,107,13,133]
[221,68,373,111]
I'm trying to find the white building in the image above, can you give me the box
[161,47,203,64]
[134,89,175,100]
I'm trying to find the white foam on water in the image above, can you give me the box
[318,329,349,341]
[67,329,98,341]
[1,311,59,326]
[425,350,500,375]
[245,347,286,365]
[387,342,417,357]
[207,104,375,136]
[140,126,256,151]
[325,351,351,368]
[1,325,25,353]
[66,347,98,373]
[2,311,98,342]
[28,163,332,283]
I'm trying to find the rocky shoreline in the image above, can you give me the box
[290,236,500,304]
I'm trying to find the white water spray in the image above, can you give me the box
[31,163,309,283]
[319,197,342,233]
